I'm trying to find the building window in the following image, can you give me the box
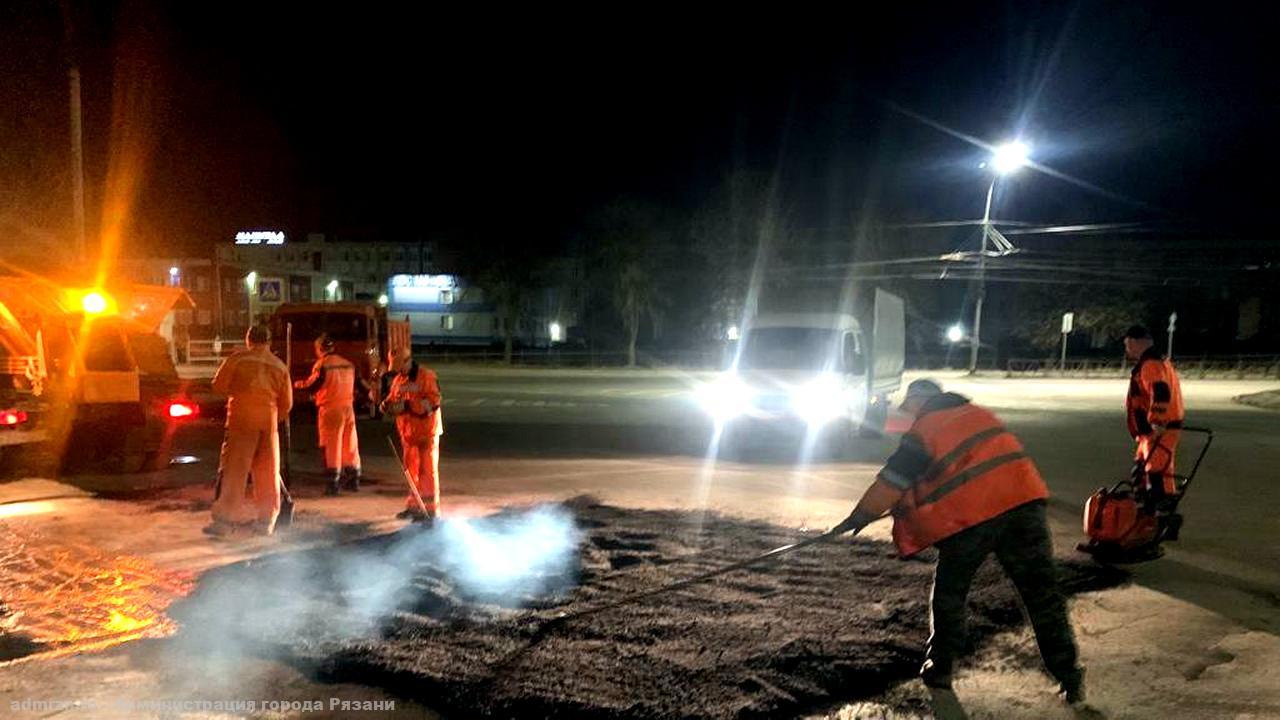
[440,290,453,305]
[441,315,454,331]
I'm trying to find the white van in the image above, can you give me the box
[697,289,905,444]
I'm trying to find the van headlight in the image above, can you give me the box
[696,376,752,421]
[791,378,846,426]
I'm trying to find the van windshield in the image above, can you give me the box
[738,327,840,371]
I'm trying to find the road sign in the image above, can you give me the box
[1061,312,1074,334]
[257,278,283,303]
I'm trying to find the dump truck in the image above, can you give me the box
[0,278,201,472]
[696,288,906,447]
[269,302,411,417]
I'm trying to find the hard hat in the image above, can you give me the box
[315,333,336,353]
[388,346,412,371]
[901,378,943,408]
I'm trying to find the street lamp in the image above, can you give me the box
[245,271,257,290]
[946,324,964,344]
[326,279,339,301]
[968,141,1029,374]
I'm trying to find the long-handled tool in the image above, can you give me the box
[387,434,430,518]
[276,322,296,529]
[490,525,850,674]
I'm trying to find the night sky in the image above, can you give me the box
[2,1,1275,255]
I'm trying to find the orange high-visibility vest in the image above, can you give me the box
[891,403,1049,556]
[308,353,357,407]
[1126,350,1184,437]
[389,363,443,443]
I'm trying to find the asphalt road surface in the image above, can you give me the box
[390,366,1280,631]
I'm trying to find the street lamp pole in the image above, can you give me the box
[967,140,1028,375]
[969,179,996,374]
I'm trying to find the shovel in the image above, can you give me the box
[276,322,295,529]
[490,525,850,675]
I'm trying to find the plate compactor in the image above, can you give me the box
[1077,427,1213,563]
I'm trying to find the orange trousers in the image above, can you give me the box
[402,436,440,514]
[213,426,281,530]
[1135,429,1180,496]
[317,403,360,471]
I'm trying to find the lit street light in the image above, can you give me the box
[245,271,257,290]
[946,324,964,343]
[969,140,1029,375]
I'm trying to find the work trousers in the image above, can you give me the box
[317,403,360,473]
[921,499,1081,691]
[1136,429,1180,498]
[402,435,440,514]
[213,426,282,531]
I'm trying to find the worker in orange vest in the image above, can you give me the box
[834,379,1084,718]
[381,347,442,521]
[294,333,369,495]
[1123,325,1185,512]
[208,325,292,537]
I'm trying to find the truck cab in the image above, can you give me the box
[270,303,411,416]
[697,289,904,449]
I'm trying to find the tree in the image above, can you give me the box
[1008,283,1152,354]
[581,197,672,366]
[459,242,540,364]
[688,171,784,340]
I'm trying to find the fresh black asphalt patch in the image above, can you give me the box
[168,499,1126,719]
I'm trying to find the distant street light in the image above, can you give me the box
[377,293,389,307]
[245,271,257,290]
[726,325,740,341]
[549,322,563,343]
[326,279,339,301]
[969,140,1030,375]
[946,324,964,344]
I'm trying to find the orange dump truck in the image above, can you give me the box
[269,302,410,417]
[0,277,200,471]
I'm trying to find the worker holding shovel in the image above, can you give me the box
[381,347,442,522]
[834,379,1086,719]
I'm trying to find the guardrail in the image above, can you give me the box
[1006,355,1280,379]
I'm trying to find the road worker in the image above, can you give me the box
[1123,325,1185,513]
[381,347,442,521]
[834,379,1085,718]
[207,324,293,537]
[294,333,368,495]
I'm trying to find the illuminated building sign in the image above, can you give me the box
[388,274,459,305]
[390,274,456,289]
[235,231,286,245]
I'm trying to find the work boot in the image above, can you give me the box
[396,507,430,522]
[926,686,969,720]
[341,467,361,492]
[202,521,236,538]
[325,474,341,496]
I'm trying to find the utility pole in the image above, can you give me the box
[968,180,995,375]
[69,66,87,259]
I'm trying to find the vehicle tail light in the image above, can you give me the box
[1,409,29,426]
[167,401,198,419]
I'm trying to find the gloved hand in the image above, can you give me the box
[832,510,868,536]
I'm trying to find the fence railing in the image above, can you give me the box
[419,348,723,369]
[184,339,246,364]
[1006,355,1280,379]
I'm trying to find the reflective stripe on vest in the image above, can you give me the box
[891,403,1048,557]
